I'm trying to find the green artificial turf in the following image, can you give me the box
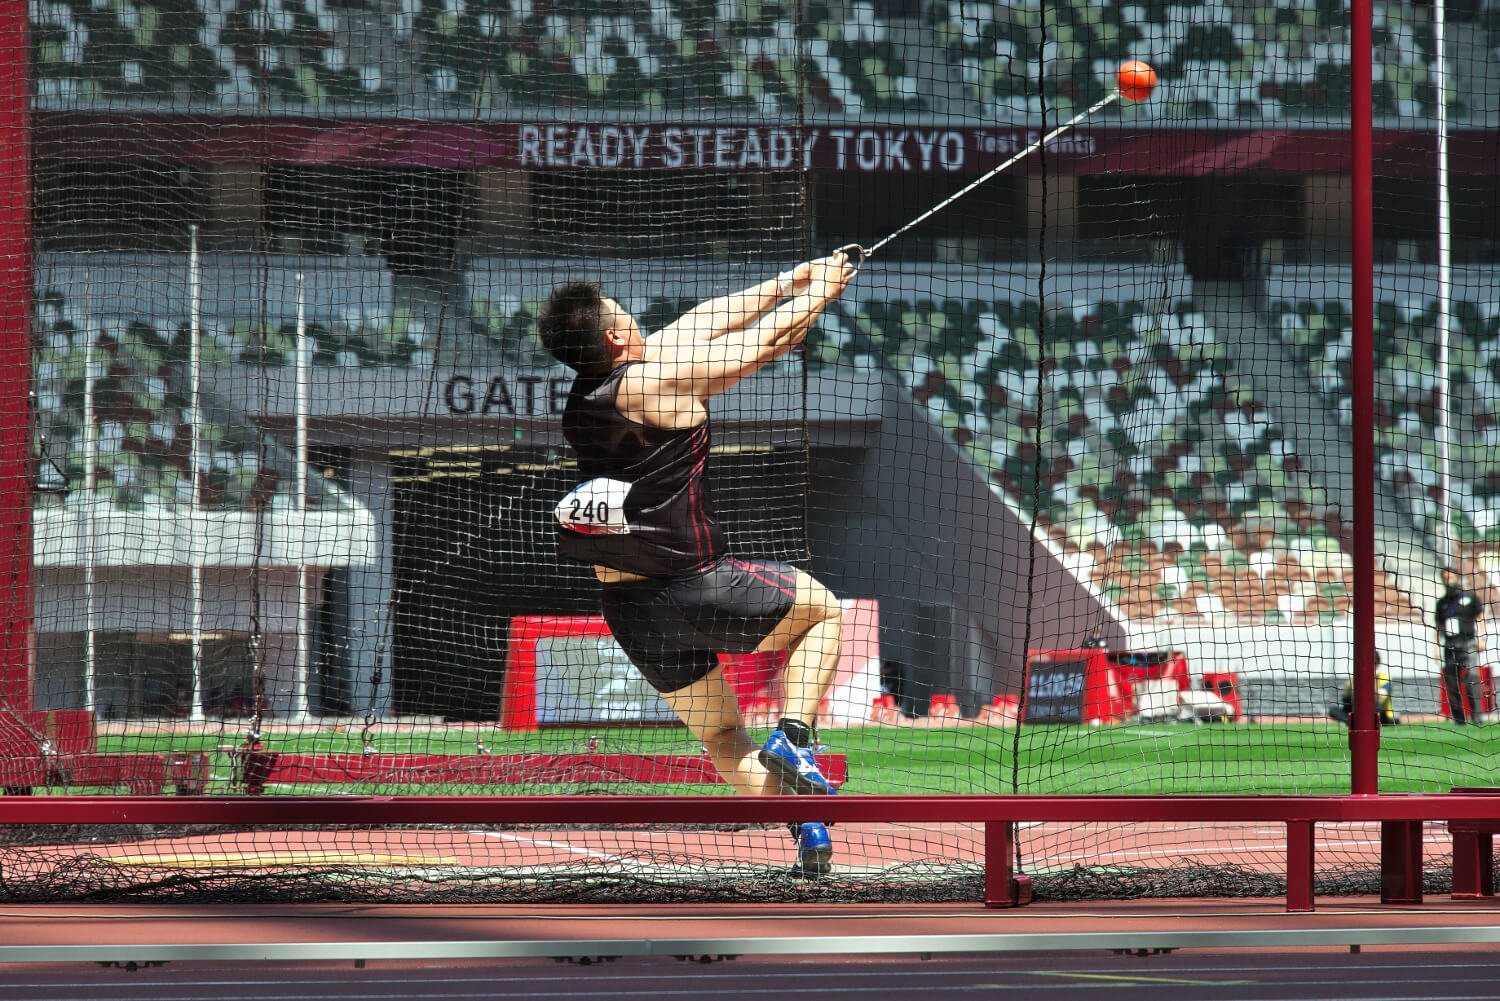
[90,721,1500,796]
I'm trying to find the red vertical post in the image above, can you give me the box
[1285,819,1315,912]
[0,0,34,709]
[1379,821,1424,905]
[983,820,1014,908]
[1449,826,1486,899]
[1453,827,1493,898]
[1348,0,1378,796]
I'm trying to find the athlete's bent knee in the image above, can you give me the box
[697,720,746,751]
[795,573,843,624]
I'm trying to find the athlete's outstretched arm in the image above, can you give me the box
[617,254,852,429]
[644,253,853,400]
[656,265,813,345]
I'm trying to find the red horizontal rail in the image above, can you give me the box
[0,794,1498,826]
[0,752,849,794]
[262,752,848,787]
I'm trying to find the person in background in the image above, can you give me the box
[1435,566,1487,725]
[1328,652,1400,727]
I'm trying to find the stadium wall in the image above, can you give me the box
[824,372,1124,708]
[216,356,1125,719]
[38,253,1480,721]
[1127,620,1456,719]
[33,566,322,716]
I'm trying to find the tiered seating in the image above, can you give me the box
[226,307,437,368]
[1271,290,1500,546]
[218,0,399,105]
[31,278,435,507]
[38,253,411,365]
[29,0,931,112]
[803,1,927,113]
[1244,0,1456,118]
[378,0,742,110]
[31,0,221,103]
[413,0,697,110]
[929,0,1111,118]
[414,0,927,114]
[927,0,1460,122]
[811,286,1369,623]
[1160,0,1467,119]
[722,5,860,115]
[32,288,289,511]
[30,0,1472,118]
[30,0,406,107]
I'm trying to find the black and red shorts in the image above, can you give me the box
[600,556,799,693]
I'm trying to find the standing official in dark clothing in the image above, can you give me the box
[1435,566,1486,724]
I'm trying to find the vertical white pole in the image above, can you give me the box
[293,274,310,720]
[188,225,204,721]
[82,327,96,713]
[1434,0,1453,571]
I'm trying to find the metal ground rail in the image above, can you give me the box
[3,794,1500,911]
[7,926,1500,968]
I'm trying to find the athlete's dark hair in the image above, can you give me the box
[539,281,612,373]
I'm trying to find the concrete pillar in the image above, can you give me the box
[1304,176,1353,244]
[475,170,531,240]
[1026,174,1080,247]
[346,458,395,718]
[206,163,263,241]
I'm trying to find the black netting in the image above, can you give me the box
[5,0,1498,904]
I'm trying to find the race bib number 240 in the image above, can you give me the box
[555,478,632,536]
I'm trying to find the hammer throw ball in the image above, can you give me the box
[1116,60,1157,102]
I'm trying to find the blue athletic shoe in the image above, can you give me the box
[759,729,837,795]
[793,821,832,877]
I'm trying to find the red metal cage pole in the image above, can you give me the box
[0,0,34,710]
[1348,0,1378,796]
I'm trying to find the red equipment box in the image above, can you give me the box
[0,708,97,756]
[1200,671,1244,720]
[1023,648,1192,725]
[1438,664,1496,720]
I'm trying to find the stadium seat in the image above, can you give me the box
[31,280,394,512]
[1273,285,1500,553]
[28,0,1480,119]
[804,276,1356,622]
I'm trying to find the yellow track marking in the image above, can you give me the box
[1025,972,1255,986]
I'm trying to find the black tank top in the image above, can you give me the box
[557,363,727,577]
